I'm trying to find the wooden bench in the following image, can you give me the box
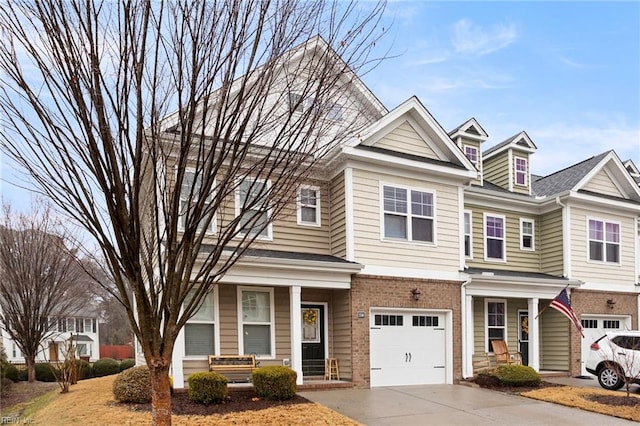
[208,355,257,383]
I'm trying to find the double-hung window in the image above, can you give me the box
[520,218,535,250]
[238,287,274,358]
[75,318,84,333]
[236,178,272,239]
[297,186,320,226]
[464,146,478,166]
[179,170,215,233]
[484,214,506,261]
[588,219,620,263]
[464,210,473,258]
[515,157,527,186]
[486,299,506,351]
[184,289,216,357]
[382,185,435,243]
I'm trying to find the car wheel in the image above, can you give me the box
[597,365,624,390]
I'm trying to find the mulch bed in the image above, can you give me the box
[585,394,640,408]
[126,391,313,416]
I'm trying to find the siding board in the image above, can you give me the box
[374,121,438,159]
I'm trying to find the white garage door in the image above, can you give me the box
[370,309,446,387]
[580,315,630,376]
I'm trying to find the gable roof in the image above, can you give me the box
[351,96,476,171]
[532,150,640,201]
[448,117,489,141]
[483,131,537,159]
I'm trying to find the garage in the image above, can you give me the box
[370,309,447,387]
[580,315,631,376]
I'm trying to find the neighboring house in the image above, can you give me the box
[2,312,101,363]
[142,38,640,389]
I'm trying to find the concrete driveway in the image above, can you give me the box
[300,383,638,425]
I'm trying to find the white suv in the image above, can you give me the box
[585,331,640,390]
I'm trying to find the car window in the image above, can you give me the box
[611,335,640,350]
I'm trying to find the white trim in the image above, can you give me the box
[290,287,303,385]
[359,265,467,281]
[483,212,507,262]
[234,177,273,241]
[237,286,276,359]
[463,145,479,167]
[519,217,535,251]
[345,168,355,261]
[296,185,321,227]
[514,156,528,187]
[507,150,513,192]
[379,181,437,245]
[484,298,507,353]
[586,216,621,265]
[464,209,473,260]
[183,286,220,360]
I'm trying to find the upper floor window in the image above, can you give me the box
[588,219,620,263]
[184,289,216,357]
[297,186,320,226]
[520,218,535,251]
[382,185,435,243]
[484,213,506,261]
[179,170,215,233]
[464,210,473,258]
[515,157,527,186]
[289,93,304,113]
[326,103,343,121]
[464,146,478,165]
[238,287,274,358]
[236,178,272,239]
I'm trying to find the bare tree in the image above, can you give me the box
[0,204,91,383]
[0,1,388,424]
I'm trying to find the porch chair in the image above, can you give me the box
[490,340,522,366]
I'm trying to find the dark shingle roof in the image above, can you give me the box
[201,246,358,265]
[532,151,610,197]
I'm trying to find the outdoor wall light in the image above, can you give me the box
[411,288,421,301]
[606,299,616,309]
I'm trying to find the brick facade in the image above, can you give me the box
[350,274,463,388]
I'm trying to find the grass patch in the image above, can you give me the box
[2,387,59,419]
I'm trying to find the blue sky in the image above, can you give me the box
[366,1,640,176]
[1,1,639,211]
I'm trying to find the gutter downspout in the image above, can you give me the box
[461,278,472,379]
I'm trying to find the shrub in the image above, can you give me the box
[34,363,56,382]
[188,372,228,404]
[119,359,135,372]
[252,366,297,401]
[0,378,12,395]
[112,366,152,403]
[494,365,541,387]
[1,363,19,382]
[76,359,93,380]
[93,358,120,377]
[17,368,27,381]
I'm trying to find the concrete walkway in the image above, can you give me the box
[300,383,638,425]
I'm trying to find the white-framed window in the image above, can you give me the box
[235,177,272,239]
[67,318,75,332]
[297,186,320,226]
[58,318,67,332]
[464,210,473,258]
[178,169,215,234]
[464,145,478,166]
[484,213,506,261]
[85,318,94,333]
[515,157,527,186]
[184,288,217,357]
[588,218,620,263]
[48,317,57,332]
[520,218,535,251]
[485,299,506,352]
[76,318,84,333]
[381,184,435,243]
[289,92,303,113]
[237,286,275,358]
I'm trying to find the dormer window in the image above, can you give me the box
[464,146,478,166]
[515,157,527,186]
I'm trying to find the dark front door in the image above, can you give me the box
[301,304,325,376]
[519,311,529,366]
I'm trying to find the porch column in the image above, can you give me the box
[289,285,303,385]
[528,298,540,371]
[172,326,185,388]
[463,293,474,378]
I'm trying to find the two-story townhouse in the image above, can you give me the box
[457,126,640,379]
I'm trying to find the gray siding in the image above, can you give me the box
[483,152,509,190]
[540,209,564,276]
[330,172,347,258]
[539,306,569,371]
[583,170,624,197]
[374,120,438,159]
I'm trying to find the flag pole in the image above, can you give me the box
[534,284,570,320]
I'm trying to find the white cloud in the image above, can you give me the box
[451,19,517,56]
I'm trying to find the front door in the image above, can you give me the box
[518,310,529,366]
[301,304,325,376]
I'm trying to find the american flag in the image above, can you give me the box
[550,288,584,337]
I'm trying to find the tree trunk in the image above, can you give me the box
[150,360,172,426]
[26,356,36,383]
